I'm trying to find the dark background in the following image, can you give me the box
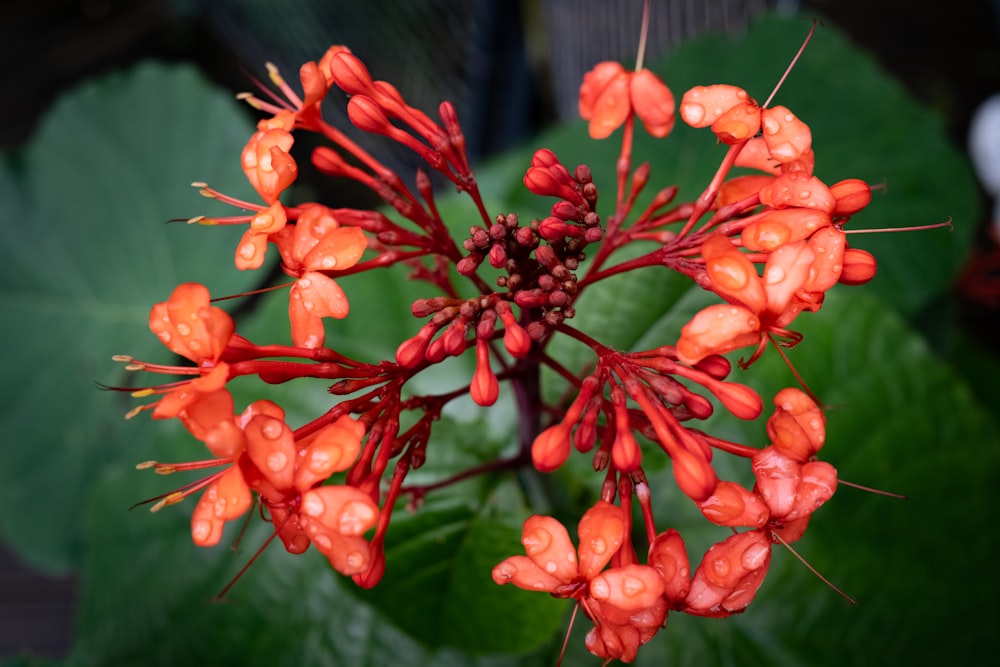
[1,0,998,659]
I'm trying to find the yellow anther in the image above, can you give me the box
[135,461,158,470]
[150,492,184,513]
[124,405,145,420]
[131,388,155,398]
[266,62,285,87]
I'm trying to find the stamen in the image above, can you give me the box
[771,529,857,605]
[839,479,908,499]
[845,218,953,234]
[762,20,818,110]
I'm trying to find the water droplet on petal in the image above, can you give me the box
[682,103,706,124]
[321,256,337,269]
[765,266,786,285]
[266,451,288,472]
[261,418,284,440]
[175,323,191,336]
[623,575,645,597]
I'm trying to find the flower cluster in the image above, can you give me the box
[111,15,881,662]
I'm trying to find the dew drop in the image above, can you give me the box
[320,256,337,269]
[175,323,191,336]
[157,331,171,343]
[261,418,284,440]
[299,278,312,289]
[623,575,644,597]
[266,451,288,472]
[765,266,786,285]
[302,494,324,517]
[313,534,331,550]
[590,537,608,555]
[302,301,314,312]
[682,103,706,124]
[742,542,770,569]
[239,243,256,259]
[191,520,212,541]
[545,560,558,574]
[346,551,365,568]
[711,556,732,578]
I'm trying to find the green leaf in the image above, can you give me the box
[351,418,565,655]
[0,62,257,572]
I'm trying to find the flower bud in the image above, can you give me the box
[672,448,718,502]
[531,424,572,473]
[470,338,499,406]
[347,95,392,136]
[329,51,374,95]
[829,178,872,216]
[648,529,690,604]
[696,480,769,528]
[839,247,877,285]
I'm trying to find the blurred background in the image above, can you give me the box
[1,0,998,662]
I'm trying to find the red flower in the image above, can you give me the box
[272,204,368,348]
[579,62,675,139]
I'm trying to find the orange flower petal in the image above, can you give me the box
[289,271,350,348]
[630,69,675,138]
[676,304,762,366]
[521,515,579,584]
[701,234,766,312]
[679,84,751,128]
[761,105,811,163]
[577,500,626,580]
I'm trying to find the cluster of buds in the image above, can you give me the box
[109,9,895,662]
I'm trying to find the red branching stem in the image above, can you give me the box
[400,452,528,500]
[539,352,586,390]
[676,141,748,240]
[554,323,612,355]
[689,430,761,458]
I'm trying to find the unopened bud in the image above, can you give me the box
[329,51,375,95]
[839,247,877,285]
[531,424,572,473]
[470,338,499,406]
[672,448,718,502]
[348,96,394,137]
[696,480,769,528]
[829,178,872,216]
[395,324,435,368]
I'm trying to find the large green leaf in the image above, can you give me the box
[0,62,257,572]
